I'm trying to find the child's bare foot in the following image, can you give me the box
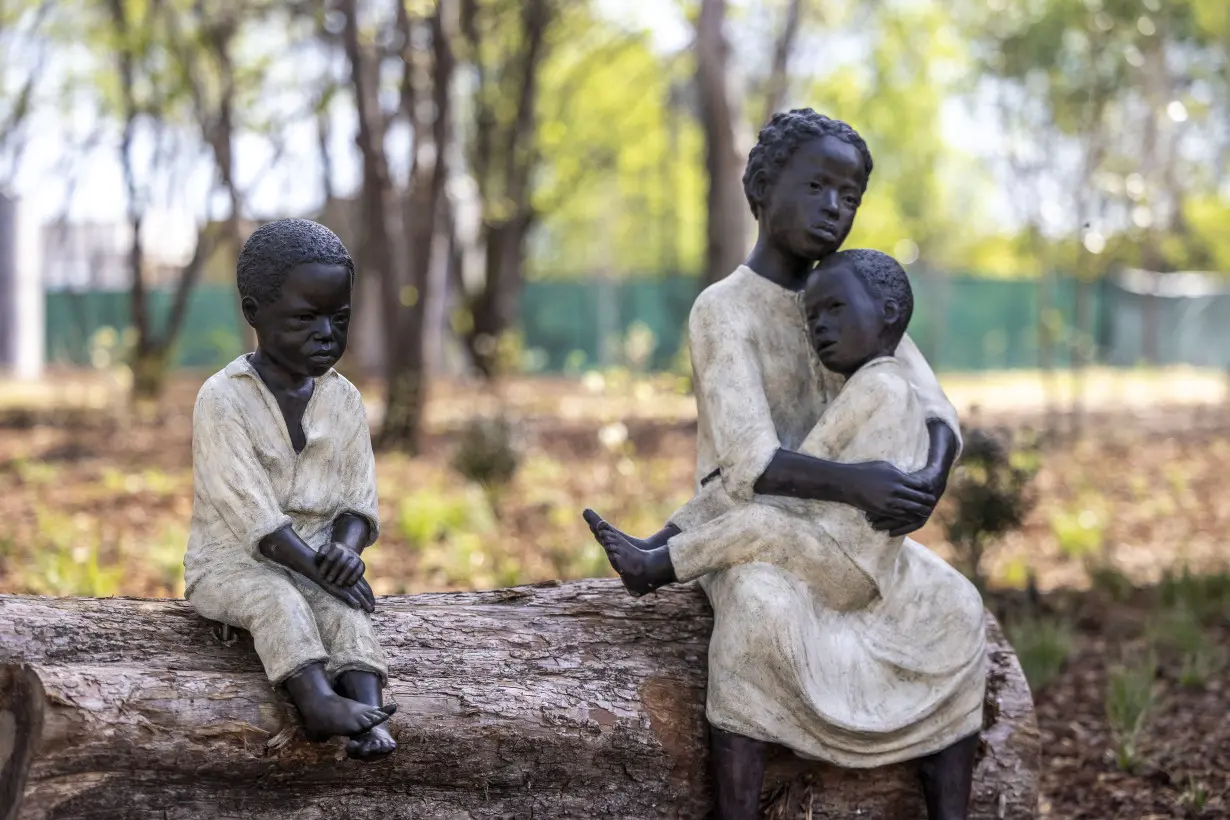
[299,695,396,739]
[592,523,677,596]
[285,664,396,741]
[583,508,655,550]
[347,723,397,760]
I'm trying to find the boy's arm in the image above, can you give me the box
[316,382,381,589]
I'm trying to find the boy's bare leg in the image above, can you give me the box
[283,662,395,741]
[583,507,680,551]
[710,725,768,820]
[583,510,677,595]
[337,670,397,760]
[917,731,979,820]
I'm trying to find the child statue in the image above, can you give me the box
[582,110,982,820]
[184,218,396,760]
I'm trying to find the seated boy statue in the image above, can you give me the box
[585,249,986,819]
[185,218,396,760]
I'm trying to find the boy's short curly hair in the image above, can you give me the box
[743,109,873,219]
[815,248,912,344]
[236,218,355,306]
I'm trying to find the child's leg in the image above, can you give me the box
[188,562,393,740]
[918,731,979,820]
[297,576,396,759]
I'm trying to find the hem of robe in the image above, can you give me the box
[705,697,985,769]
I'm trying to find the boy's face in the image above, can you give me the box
[245,262,352,378]
[803,261,893,376]
[760,135,866,261]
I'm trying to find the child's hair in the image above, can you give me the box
[236,218,355,306]
[743,109,873,219]
[816,248,913,345]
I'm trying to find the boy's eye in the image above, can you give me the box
[298,313,315,322]
[810,181,822,191]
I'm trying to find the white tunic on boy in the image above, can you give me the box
[185,354,386,685]
[667,265,985,768]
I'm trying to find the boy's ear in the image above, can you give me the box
[240,295,260,329]
[881,297,900,328]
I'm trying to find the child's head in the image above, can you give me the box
[803,249,912,377]
[742,109,873,261]
[237,218,355,377]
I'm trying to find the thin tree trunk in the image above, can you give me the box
[340,0,400,392]
[2,581,1039,820]
[696,0,748,286]
[458,0,550,378]
[381,1,455,452]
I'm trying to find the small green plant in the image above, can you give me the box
[1087,559,1135,603]
[1105,652,1157,773]
[1178,776,1209,815]
[1159,567,1230,627]
[942,428,1039,589]
[1147,601,1228,688]
[1005,613,1075,692]
[451,415,520,493]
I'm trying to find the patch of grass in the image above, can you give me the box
[1105,652,1157,774]
[1159,567,1230,627]
[1087,559,1135,603]
[1005,613,1075,692]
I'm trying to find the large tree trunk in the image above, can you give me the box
[1,581,1037,819]
[696,0,749,287]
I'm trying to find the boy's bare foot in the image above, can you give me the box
[347,724,397,760]
[298,693,395,739]
[285,663,396,741]
[336,668,398,761]
[592,523,677,596]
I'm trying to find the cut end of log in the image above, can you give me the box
[0,664,44,820]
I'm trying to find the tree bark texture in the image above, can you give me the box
[0,580,1038,820]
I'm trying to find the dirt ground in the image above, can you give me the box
[0,369,1227,817]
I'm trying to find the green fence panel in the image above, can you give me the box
[43,273,1225,375]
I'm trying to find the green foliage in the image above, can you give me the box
[530,15,706,279]
[1049,505,1105,560]
[1105,651,1157,773]
[1005,613,1075,692]
[942,427,1039,588]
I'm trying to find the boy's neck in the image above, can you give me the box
[745,230,821,291]
[248,349,314,397]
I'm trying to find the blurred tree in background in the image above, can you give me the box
[2,0,1228,447]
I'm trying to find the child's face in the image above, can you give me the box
[760,136,866,261]
[248,262,352,378]
[803,261,892,376]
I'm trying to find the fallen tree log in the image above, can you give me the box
[1,579,1038,819]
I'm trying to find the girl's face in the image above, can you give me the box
[759,136,866,262]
